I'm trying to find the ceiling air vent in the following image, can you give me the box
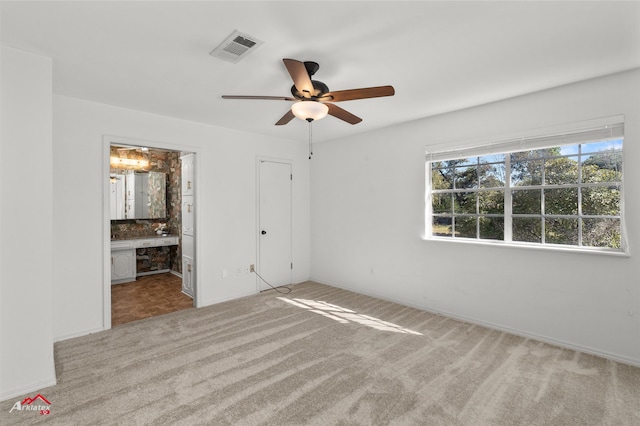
[210,30,263,63]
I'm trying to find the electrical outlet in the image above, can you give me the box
[250,264,255,273]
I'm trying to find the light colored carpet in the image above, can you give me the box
[2,281,639,425]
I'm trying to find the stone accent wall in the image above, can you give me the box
[136,246,172,273]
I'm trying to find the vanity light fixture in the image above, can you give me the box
[110,157,149,168]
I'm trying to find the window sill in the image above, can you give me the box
[423,236,630,257]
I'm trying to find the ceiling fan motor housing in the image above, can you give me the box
[303,61,320,76]
[291,80,330,99]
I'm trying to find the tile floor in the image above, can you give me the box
[111,272,194,327]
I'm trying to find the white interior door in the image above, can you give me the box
[258,160,292,291]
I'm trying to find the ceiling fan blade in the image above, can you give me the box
[283,58,314,98]
[322,85,395,102]
[275,109,295,126]
[222,95,296,101]
[327,103,362,125]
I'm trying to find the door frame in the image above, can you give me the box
[102,135,200,330]
[255,156,294,291]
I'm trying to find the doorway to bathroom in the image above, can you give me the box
[104,135,198,328]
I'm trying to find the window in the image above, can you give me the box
[427,118,625,253]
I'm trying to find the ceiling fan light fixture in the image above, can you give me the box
[291,101,329,122]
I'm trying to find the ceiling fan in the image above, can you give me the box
[222,58,395,126]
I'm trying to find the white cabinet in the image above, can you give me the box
[125,172,136,219]
[182,196,194,235]
[182,235,195,297]
[111,241,135,284]
[110,175,125,220]
[112,250,135,283]
[182,255,195,298]
[181,154,195,236]
[125,198,135,219]
[182,235,194,258]
[181,153,196,299]
[181,153,195,196]
[111,238,178,284]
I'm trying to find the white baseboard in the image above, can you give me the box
[314,279,640,368]
[198,289,258,308]
[110,277,136,285]
[54,326,105,343]
[0,376,57,403]
[136,269,170,277]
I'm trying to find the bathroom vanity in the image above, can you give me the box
[110,235,179,284]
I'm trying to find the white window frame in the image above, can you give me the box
[425,116,628,255]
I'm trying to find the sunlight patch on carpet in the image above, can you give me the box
[277,297,423,335]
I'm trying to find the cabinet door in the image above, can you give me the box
[182,196,194,235]
[124,173,136,219]
[125,199,135,219]
[182,234,194,258]
[125,173,136,199]
[110,175,125,220]
[182,255,194,298]
[181,154,194,196]
[111,249,135,282]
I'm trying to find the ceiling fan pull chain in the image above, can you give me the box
[308,120,313,159]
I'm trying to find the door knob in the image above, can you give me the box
[261,230,267,235]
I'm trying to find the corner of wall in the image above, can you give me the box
[0,46,57,401]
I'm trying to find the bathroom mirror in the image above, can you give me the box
[110,171,167,220]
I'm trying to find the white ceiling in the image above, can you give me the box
[2,1,639,143]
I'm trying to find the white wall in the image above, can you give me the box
[53,95,310,341]
[0,47,56,399]
[311,68,640,365]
